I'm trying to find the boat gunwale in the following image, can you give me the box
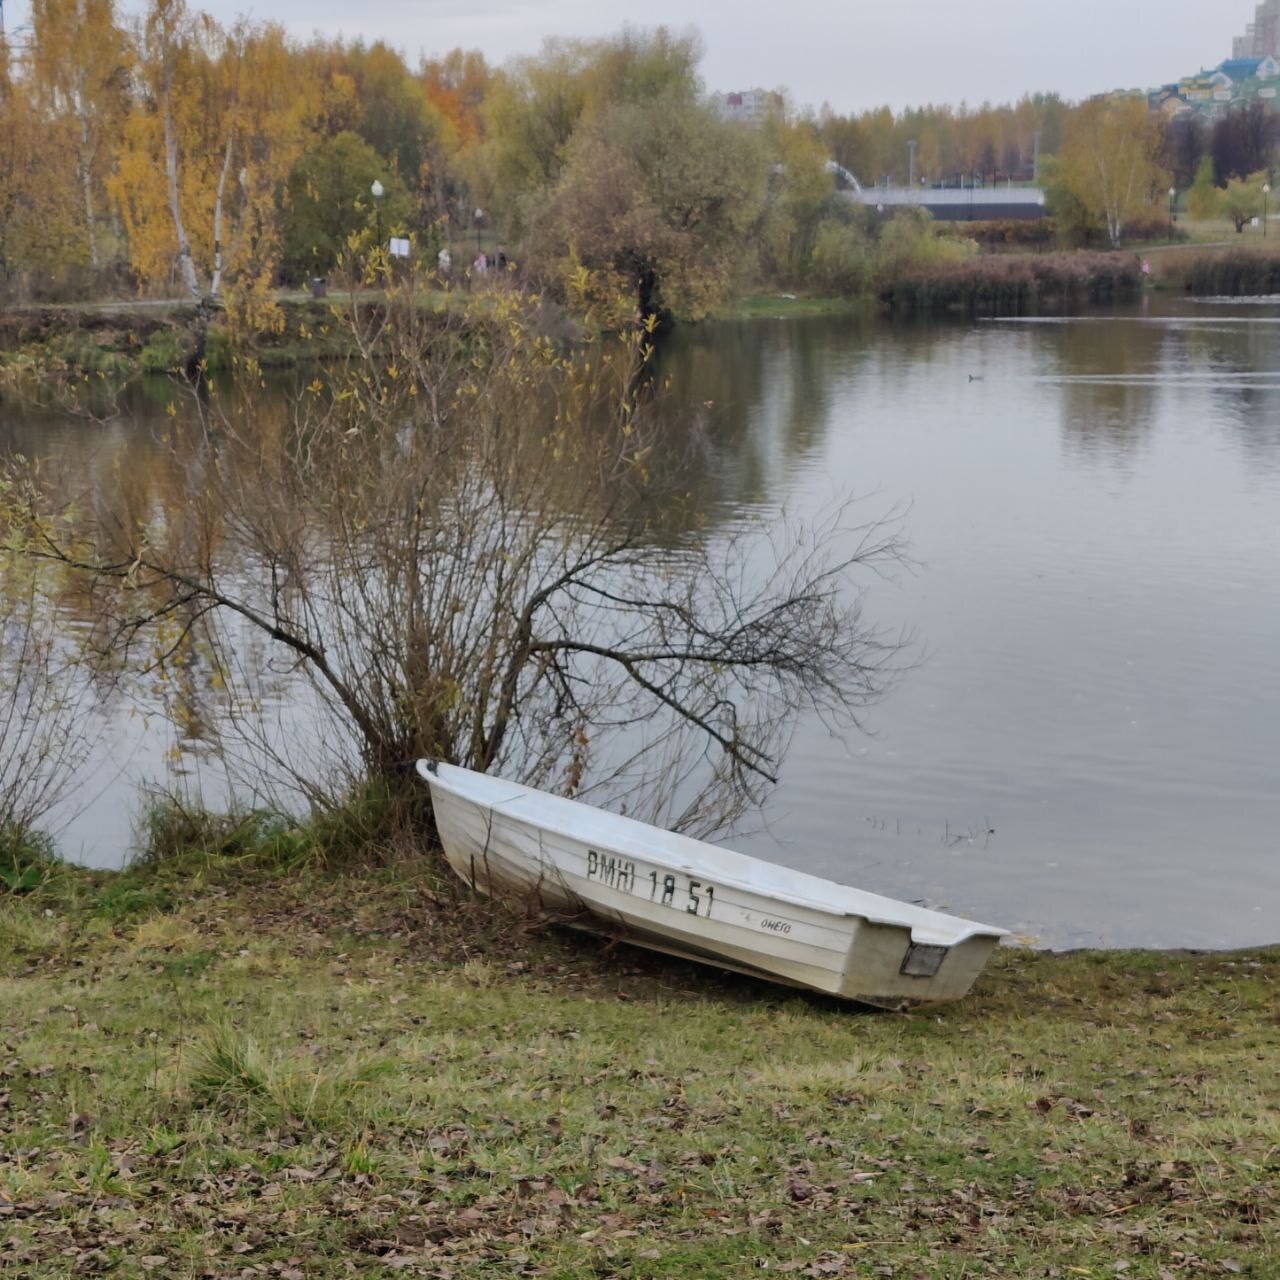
[419,761,1007,945]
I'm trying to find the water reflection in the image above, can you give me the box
[1046,314,1165,459]
[653,319,865,511]
[3,299,1280,950]
[986,309,1280,470]
[656,302,1280,950]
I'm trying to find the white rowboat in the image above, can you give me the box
[418,761,1007,1008]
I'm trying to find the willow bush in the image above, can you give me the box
[7,261,907,848]
[0,516,101,885]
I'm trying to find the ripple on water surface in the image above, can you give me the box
[5,301,1279,950]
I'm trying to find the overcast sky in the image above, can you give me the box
[3,0,1254,113]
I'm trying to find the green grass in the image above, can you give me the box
[711,294,870,322]
[0,860,1275,1278]
[0,825,58,895]
[137,327,192,374]
[1165,216,1277,247]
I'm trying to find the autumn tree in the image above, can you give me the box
[817,95,1062,189]
[1053,98,1168,248]
[477,45,591,228]
[27,0,130,271]
[421,49,491,149]
[1040,154,1101,245]
[1222,171,1268,233]
[113,1,318,313]
[858,107,897,184]
[0,40,81,293]
[817,108,870,184]
[293,39,456,226]
[419,49,493,224]
[283,131,413,279]
[1187,154,1221,222]
[757,118,837,283]
[1162,114,1206,191]
[8,280,904,836]
[478,28,703,236]
[344,43,448,197]
[810,216,873,294]
[531,97,767,324]
[0,43,36,285]
[1211,102,1277,185]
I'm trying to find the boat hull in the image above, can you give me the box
[419,762,1004,1008]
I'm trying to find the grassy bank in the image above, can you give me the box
[0,298,384,383]
[6,248,1273,388]
[1,858,1276,1279]
[711,295,870,322]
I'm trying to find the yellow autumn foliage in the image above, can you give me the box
[111,0,321,305]
[0,45,83,285]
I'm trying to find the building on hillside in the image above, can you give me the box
[711,89,783,126]
[1182,77,1215,97]
[1211,56,1280,85]
[1152,86,1192,117]
[1147,56,1280,122]
[1235,2,1280,58]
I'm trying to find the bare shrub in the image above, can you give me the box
[0,514,100,884]
[10,269,907,840]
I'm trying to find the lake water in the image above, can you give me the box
[5,298,1280,949]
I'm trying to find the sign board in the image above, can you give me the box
[389,237,411,259]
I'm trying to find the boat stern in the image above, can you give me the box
[837,919,1005,1009]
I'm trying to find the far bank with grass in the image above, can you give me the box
[1,846,1276,1280]
[5,234,1279,392]
[710,294,870,322]
[0,298,369,384]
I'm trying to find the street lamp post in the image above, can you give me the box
[1168,187,1177,245]
[1265,183,1271,238]
[371,179,384,253]
[475,208,485,258]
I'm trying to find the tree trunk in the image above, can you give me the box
[209,122,236,298]
[161,78,201,300]
[636,265,659,326]
[79,118,98,272]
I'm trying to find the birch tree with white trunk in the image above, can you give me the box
[1056,98,1168,249]
[28,0,130,272]
[113,0,316,308]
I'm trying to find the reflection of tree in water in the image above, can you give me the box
[1175,317,1280,473]
[0,385,304,777]
[1046,311,1280,467]
[0,325,900,810]
[1051,317,1165,461]
[653,318,875,514]
[1,320,876,567]
[1227,394,1280,474]
[11,321,906,840]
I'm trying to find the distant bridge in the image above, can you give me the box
[841,184,1049,222]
